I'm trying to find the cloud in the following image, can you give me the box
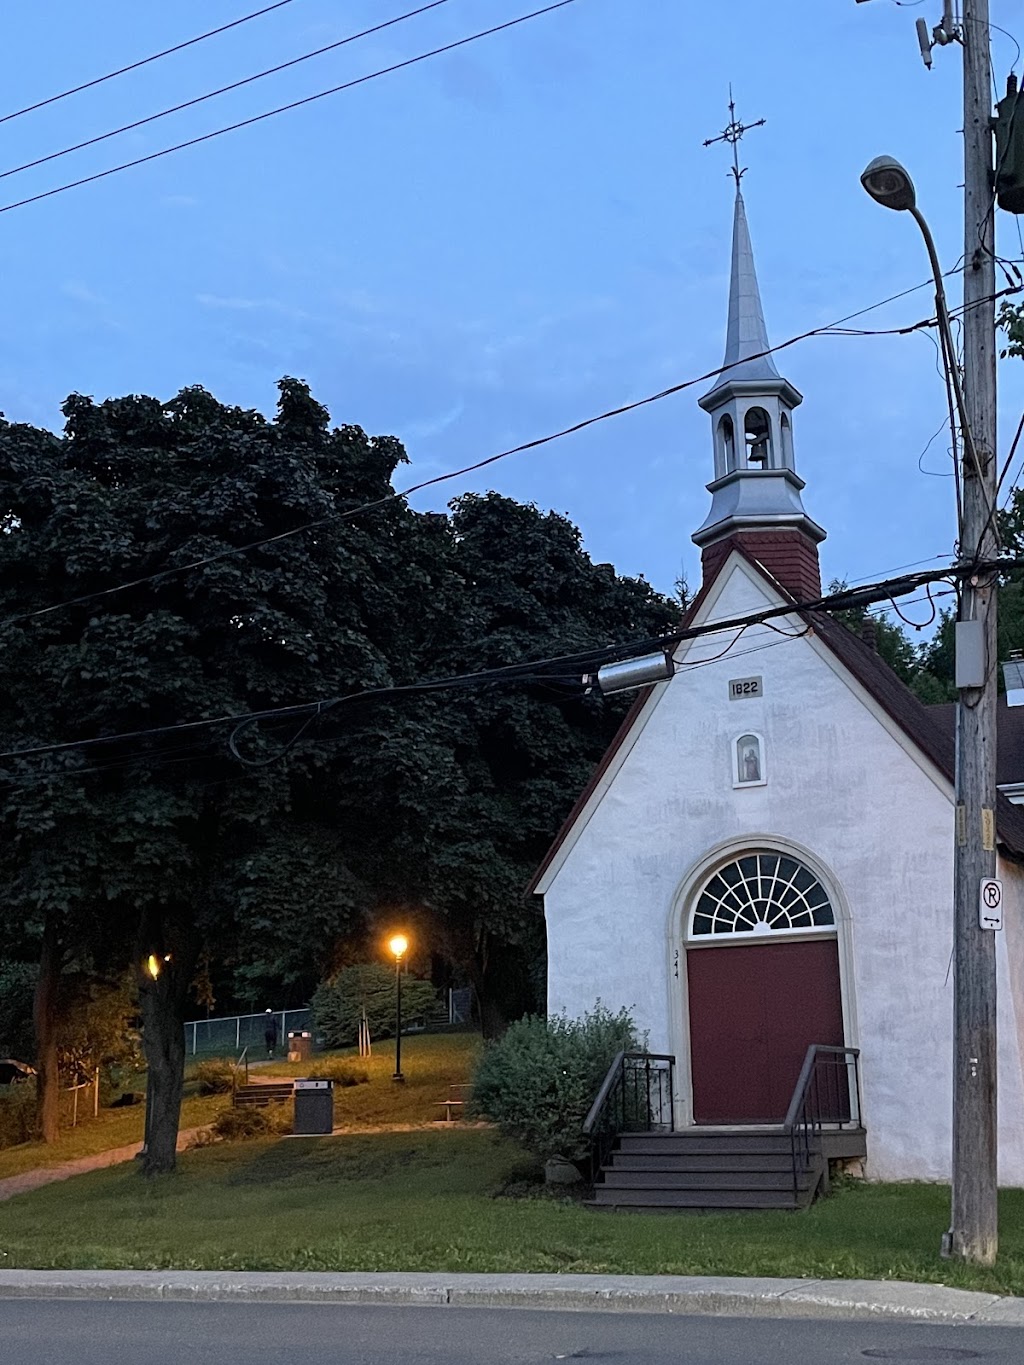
[195,293,311,322]
[399,399,466,442]
[61,282,107,306]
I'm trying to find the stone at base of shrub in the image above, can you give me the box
[544,1156,584,1185]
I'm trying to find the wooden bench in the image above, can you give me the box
[434,1099,465,1124]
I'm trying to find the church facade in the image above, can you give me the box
[531,189,1024,1184]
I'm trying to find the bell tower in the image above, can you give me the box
[694,103,825,600]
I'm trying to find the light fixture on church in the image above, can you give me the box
[1003,652,1024,707]
[592,652,675,695]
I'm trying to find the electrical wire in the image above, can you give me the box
[0,0,582,217]
[0,276,988,635]
[0,1,454,186]
[0,1,298,126]
[0,559,1009,770]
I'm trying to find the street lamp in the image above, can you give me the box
[388,934,409,1082]
[859,156,977,475]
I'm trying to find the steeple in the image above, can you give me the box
[692,185,825,601]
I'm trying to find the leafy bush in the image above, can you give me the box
[0,1080,37,1149]
[312,964,439,1048]
[192,1059,236,1095]
[211,1102,292,1142]
[306,1057,370,1087]
[471,1004,638,1164]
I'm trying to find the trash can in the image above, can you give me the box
[293,1078,333,1135]
[287,1030,313,1062]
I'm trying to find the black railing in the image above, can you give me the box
[784,1044,862,1201]
[582,1051,675,1180]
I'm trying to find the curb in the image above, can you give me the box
[0,1271,1022,1323]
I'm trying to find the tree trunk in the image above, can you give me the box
[33,913,61,1144]
[137,915,198,1176]
[138,973,187,1175]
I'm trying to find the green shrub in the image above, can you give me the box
[471,1004,638,1165]
[312,964,439,1048]
[192,1059,236,1095]
[306,1057,370,1087]
[211,1102,292,1142]
[0,1081,37,1149]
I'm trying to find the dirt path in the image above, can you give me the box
[0,1127,208,1203]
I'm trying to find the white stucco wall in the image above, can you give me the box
[541,553,1024,1184]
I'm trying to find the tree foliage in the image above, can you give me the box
[0,378,676,1164]
[312,964,438,1047]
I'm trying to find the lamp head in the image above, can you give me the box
[861,156,917,212]
[388,934,409,960]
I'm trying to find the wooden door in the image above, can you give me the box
[687,937,844,1124]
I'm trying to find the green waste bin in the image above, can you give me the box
[293,1079,333,1135]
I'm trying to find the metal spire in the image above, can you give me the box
[701,97,780,390]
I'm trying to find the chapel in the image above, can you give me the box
[530,183,1024,1197]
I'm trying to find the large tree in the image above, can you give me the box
[0,380,431,1166]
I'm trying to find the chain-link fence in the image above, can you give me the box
[184,1009,313,1058]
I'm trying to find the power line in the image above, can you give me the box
[0,0,583,217]
[0,280,982,634]
[0,559,1008,770]
[0,1,454,186]
[0,1,298,127]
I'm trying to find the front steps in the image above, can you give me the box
[588,1129,833,1212]
[232,1081,295,1108]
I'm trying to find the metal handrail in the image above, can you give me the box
[231,1046,249,1093]
[582,1051,675,1183]
[582,1050,626,1135]
[784,1044,862,1201]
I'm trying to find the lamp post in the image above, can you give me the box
[388,934,408,1082]
[862,148,1000,1265]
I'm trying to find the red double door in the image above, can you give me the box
[687,938,844,1125]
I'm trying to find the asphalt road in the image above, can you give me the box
[0,1301,1020,1364]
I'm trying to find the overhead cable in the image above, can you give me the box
[0,558,1010,769]
[0,0,582,216]
[0,1,298,127]
[0,1,454,185]
[0,277,993,634]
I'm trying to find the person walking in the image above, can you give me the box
[263,1009,279,1060]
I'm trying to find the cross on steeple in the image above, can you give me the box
[702,89,765,187]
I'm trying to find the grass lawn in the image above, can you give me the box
[4,1128,1024,1297]
[0,1093,225,1181]
[0,1032,479,1181]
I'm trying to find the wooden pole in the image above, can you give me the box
[946,0,999,1267]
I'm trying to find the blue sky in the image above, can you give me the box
[2,0,1023,604]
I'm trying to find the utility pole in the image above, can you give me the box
[947,0,999,1267]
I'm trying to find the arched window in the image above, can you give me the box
[744,407,772,467]
[691,852,835,937]
[718,413,736,471]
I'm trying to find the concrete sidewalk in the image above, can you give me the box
[0,1270,1021,1324]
